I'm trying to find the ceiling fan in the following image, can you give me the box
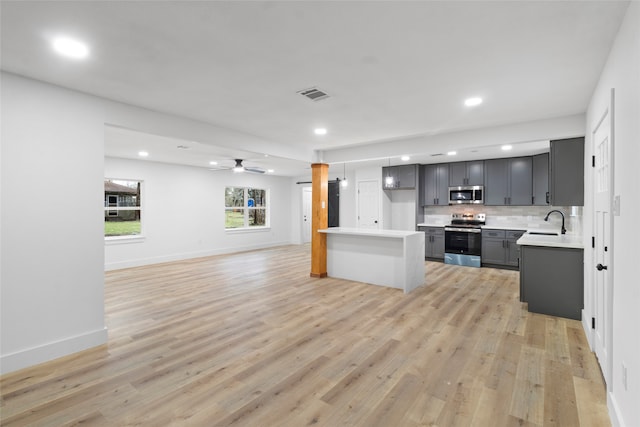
[228,159,265,174]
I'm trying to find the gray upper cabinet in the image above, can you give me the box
[449,161,484,186]
[484,157,532,205]
[532,152,549,206]
[382,164,417,190]
[549,137,584,206]
[420,164,449,206]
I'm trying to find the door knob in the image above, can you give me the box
[596,263,608,271]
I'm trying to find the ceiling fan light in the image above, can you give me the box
[233,159,245,172]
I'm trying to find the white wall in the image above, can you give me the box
[105,157,295,270]
[389,190,417,231]
[0,72,302,374]
[338,168,357,228]
[585,3,639,426]
[1,73,107,373]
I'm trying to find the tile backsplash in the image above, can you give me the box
[422,205,583,234]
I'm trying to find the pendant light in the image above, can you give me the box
[341,163,348,187]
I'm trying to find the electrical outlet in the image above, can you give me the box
[613,195,621,216]
[622,362,628,390]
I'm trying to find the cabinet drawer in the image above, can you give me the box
[482,229,505,238]
[425,227,444,236]
[507,230,526,239]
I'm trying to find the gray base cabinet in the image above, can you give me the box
[519,245,584,320]
[481,229,526,269]
[419,226,444,260]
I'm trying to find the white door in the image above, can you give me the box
[302,187,312,243]
[592,89,614,387]
[357,179,379,229]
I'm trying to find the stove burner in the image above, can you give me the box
[447,213,486,228]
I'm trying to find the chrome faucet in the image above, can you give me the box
[544,210,566,235]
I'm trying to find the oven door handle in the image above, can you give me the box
[444,227,482,233]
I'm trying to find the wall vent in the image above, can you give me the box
[297,87,330,102]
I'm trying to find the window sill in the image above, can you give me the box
[105,235,146,245]
[225,227,271,234]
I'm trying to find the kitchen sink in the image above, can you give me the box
[528,231,559,236]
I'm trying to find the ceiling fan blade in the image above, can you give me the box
[245,167,265,174]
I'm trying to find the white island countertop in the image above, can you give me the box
[516,233,584,249]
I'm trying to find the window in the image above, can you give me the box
[104,179,142,237]
[225,187,268,229]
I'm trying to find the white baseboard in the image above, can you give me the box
[104,241,293,271]
[581,308,594,350]
[1,327,108,375]
[608,390,626,427]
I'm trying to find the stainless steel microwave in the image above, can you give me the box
[448,185,484,204]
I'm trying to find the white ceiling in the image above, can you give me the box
[0,1,629,176]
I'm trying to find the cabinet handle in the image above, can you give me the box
[546,192,550,204]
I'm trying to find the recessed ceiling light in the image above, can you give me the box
[502,145,513,151]
[314,128,327,135]
[52,36,89,59]
[267,169,275,173]
[464,97,483,107]
[401,155,410,161]
[138,151,149,157]
[209,161,218,165]
[447,151,457,156]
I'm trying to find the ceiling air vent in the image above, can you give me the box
[297,87,329,102]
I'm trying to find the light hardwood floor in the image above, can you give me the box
[1,244,609,426]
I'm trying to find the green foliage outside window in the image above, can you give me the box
[225,187,268,229]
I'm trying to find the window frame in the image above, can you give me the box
[104,178,144,243]
[224,186,270,231]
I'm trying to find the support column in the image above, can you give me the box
[310,163,328,278]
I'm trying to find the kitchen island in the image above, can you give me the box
[517,232,584,320]
[317,227,425,293]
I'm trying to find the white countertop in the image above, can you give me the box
[318,227,421,238]
[418,223,537,231]
[516,233,584,249]
[480,225,528,231]
[416,223,583,248]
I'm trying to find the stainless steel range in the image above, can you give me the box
[444,213,485,267]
